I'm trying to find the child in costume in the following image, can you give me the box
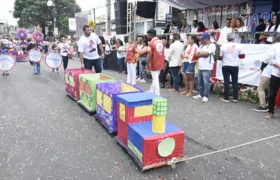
[32,43,42,75]
[0,43,10,76]
[51,44,59,73]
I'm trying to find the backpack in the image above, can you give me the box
[209,33,220,62]
[211,42,220,61]
[202,43,220,63]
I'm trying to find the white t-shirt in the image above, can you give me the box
[191,27,198,33]
[183,44,199,63]
[198,43,216,70]
[220,42,243,67]
[59,43,70,56]
[265,25,280,32]
[238,26,248,32]
[117,46,126,59]
[218,26,233,45]
[78,33,101,60]
[268,42,280,77]
[265,25,280,43]
[164,47,169,61]
[105,44,111,55]
[262,65,273,78]
[221,26,233,36]
[170,26,178,33]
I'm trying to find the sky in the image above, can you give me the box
[0,0,103,26]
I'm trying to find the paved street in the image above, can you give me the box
[0,59,280,180]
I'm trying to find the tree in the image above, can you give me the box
[13,0,81,36]
[59,16,70,37]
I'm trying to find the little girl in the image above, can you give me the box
[32,43,42,75]
[0,43,10,76]
[51,44,59,73]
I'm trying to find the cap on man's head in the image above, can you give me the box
[199,32,210,39]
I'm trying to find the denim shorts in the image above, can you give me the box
[182,62,196,74]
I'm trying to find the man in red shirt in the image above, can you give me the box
[146,29,164,95]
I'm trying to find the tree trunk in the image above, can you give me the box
[41,23,46,38]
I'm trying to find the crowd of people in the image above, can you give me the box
[165,14,280,44]
[100,17,279,120]
[1,18,279,120]
[0,35,77,75]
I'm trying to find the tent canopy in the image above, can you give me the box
[160,0,249,10]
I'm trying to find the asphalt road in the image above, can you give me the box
[0,59,280,180]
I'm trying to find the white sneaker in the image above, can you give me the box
[136,78,141,82]
[202,97,209,103]
[140,79,146,83]
[193,90,199,94]
[193,94,202,100]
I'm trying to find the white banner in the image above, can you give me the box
[215,44,271,87]
[68,18,76,33]
[29,49,42,62]
[45,52,62,68]
[0,54,15,71]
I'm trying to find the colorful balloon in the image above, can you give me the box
[32,31,44,42]
[16,29,27,40]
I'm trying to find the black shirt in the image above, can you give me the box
[255,24,266,44]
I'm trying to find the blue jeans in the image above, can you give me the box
[198,70,212,98]
[84,58,102,73]
[170,66,180,90]
[100,58,104,72]
[34,62,40,74]
[194,75,199,91]
[139,56,147,80]
[118,57,125,73]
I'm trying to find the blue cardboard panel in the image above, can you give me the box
[116,92,161,107]
[128,123,144,153]
[129,121,181,138]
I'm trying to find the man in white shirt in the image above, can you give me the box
[266,35,280,119]
[220,33,245,103]
[218,17,233,45]
[191,20,198,33]
[58,37,70,70]
[180,19,191,33]
[193,33,216,102]
[253,57,273,112]
[78,25,104,73]
[167,33,184,93]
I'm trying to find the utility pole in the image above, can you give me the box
[106,0,111,35]
[153,0,157,28]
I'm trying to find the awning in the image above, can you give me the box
[160,0,249,10]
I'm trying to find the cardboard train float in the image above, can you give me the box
[64,68,185,171]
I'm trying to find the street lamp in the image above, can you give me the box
[47,0,54,6]
[47,0,57,36]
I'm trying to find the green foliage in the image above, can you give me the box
[58,16,70,37]
[13,0,81,35]
[210,81,259,103]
